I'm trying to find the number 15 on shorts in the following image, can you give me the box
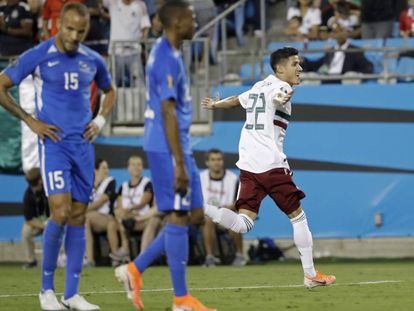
[48,170,65,191]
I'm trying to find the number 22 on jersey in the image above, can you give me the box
[245,92,266,130]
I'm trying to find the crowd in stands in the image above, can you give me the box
[285,0,413,41]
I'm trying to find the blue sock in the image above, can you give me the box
[41,220,64,292]
[164,224,189,297]
[64,225,86,299]
[134,229,166,273]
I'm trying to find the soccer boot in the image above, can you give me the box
[61,294,100,310]
[173,294,217,311]
[115,263,144,310]
[304,271,336,288]
[39,289,66,311]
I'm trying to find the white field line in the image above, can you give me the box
[0,280,403,299]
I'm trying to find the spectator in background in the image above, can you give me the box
[360,0,394,39]
[321,0,339,26]
[112,156,158,262]
[85,159,119,267]
[0,0,34,56]
[301,23,373,82]
[22,167,49,268]
[103,0,150,87]
[144,0,156,17]
[287,0,321,40]
[211,0,245,64]
[327,0,360,38]
[42,0,84,39]
[400,0,414,37]
[200,149,246,267]
[189,0,216,62]
[84,0,110,55]
[148,13,162,39]
[285,16,306,41]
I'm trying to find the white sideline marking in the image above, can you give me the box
[0,280,402,299]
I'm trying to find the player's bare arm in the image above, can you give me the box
[162,99,189,194]
[0,73,61,142]
[201,95,240,110]
[84,83,116,143]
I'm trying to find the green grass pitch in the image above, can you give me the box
[1,260,413,311]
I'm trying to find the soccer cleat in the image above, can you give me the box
[304,271,336,288]
[173,294,217,311]
[61,294,100,310]
[115,263,144,310]
[39,289,66,311]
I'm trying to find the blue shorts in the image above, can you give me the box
[39,139,94,203]
[146,152,203,212]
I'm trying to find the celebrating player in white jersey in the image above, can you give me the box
[201,47,336,288]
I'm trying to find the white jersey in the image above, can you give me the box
[200,169,238,207]
[92,176,115,215]
[237,75,293,173]
[119,177,152,216]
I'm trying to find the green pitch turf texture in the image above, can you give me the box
[1,260,413,311]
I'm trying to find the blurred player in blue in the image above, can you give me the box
[114,1,216,311]
[0,3,116,311]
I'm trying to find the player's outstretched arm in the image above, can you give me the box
[84,83,116,143]
[201,95,240,110]
[0,73,61,142]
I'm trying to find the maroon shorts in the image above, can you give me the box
[235,168,306,215]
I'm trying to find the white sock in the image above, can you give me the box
[204,203,254,234]
[290,211,316,277]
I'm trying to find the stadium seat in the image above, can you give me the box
[384,38,414,74]
[395,57,414,82]
[303,40,335,61]
[349,38,384,74]
[240,62,260,81]
[267,41,304,52]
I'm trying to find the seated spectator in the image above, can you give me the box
[0,0,34,56]
[42,0,84,39]
[301,23,373,83]
[321,0,340,26]
[400,0,414,38]
[112,155,159,262]
[285,16,306,41]
[287,0,321,40]
[21,167,49,268]
[200,149,246,267]
[85,159,118,267]
[327,0,360,38]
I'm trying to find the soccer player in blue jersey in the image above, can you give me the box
[0,3,116,311]
[114,1,216,311]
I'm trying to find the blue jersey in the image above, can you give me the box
[143,37,192,155]
[4,38,111,141]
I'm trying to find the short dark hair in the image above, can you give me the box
[61,2,89,18]
[25,167,42,187]
[205,148,223,161]
[270,47,299,73]
[95,158,106,170]
[158,0,190,28]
